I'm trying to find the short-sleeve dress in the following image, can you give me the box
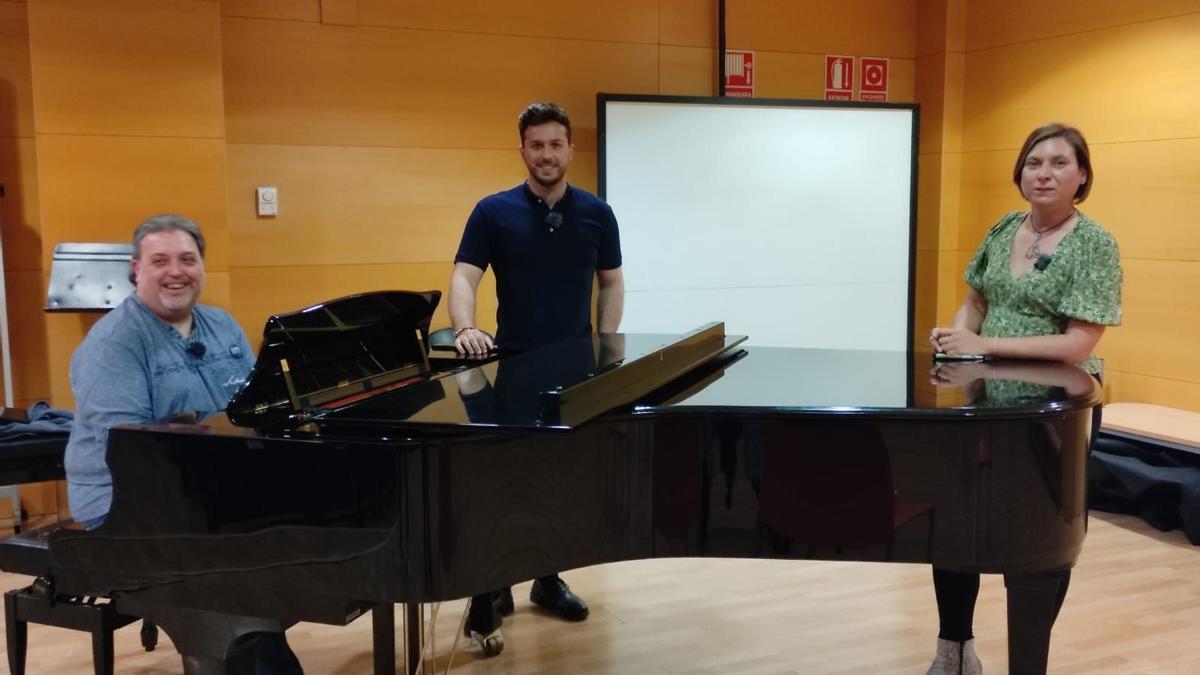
[963,211,1123,374]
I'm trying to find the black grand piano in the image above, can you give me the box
[25,291,1099,674]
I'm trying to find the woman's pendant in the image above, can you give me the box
[1025,232,1041,260]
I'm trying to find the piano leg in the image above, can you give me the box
[4,590,28,675]
[372,603,395,675]
[404,603,423,674]
[1004,570,1070,675]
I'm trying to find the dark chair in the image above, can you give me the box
[756,420,935,560]
[1,521,157,675]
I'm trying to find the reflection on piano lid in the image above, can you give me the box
[226,290,444,429]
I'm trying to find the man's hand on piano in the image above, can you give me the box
[454,327,495,355]
[168,410,199,424]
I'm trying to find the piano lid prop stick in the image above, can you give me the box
[280,358,301,413]
[415,329,429,369]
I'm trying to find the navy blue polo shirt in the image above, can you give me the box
[455,183,622,350]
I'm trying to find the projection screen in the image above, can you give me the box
[598,95,917,353]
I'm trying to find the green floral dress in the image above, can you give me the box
[963,211,1123,374]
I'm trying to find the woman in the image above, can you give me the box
[927,123,1122,674]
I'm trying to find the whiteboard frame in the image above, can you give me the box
[597,93,919,357]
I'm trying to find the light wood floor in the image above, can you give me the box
[2,512,1197,674]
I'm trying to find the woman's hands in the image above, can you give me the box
[929,327,992,357]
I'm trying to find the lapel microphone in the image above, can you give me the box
[1034,254,1053,271]
[544,211,563,232]
[186,342,207,358]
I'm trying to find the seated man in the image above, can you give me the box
[64,213,302,674]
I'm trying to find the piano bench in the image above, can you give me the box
[1,522,158,675]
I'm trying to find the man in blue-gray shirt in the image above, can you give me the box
[64,213,301,673]
[449,102,625,655]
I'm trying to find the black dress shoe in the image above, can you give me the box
[494,586,515,616]
[464,592,505,657]
[529,575,589,621]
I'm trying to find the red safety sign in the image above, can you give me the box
[825,55,854,101]
[860,57,889,101]
[724,50,754,98]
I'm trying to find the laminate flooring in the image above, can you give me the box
[2,512,1196,674]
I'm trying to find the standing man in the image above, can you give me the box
[65,213,303,674]
[448,102,625,653]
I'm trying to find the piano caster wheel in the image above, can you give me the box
[469,629,505,657]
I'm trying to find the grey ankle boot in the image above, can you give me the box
[925,637,982,675]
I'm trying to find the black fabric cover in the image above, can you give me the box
[1088,434,1200,545]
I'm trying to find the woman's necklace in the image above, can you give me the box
[1025,209,1076,260]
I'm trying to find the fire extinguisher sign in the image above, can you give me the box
[825,55,854,101]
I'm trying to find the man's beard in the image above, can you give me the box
[530,163,564,187]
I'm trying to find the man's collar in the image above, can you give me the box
[128,295,197,338]
[522,180,571,207]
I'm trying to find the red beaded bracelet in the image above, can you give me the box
[453,326,474,338]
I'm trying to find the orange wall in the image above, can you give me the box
[0,0,45,411]
[219,0,919,344]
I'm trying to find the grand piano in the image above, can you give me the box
[31,290,1099,674]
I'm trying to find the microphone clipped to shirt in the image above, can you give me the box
[544,211,563,233]
[1034,254,1053,271]
[186,342,207,358]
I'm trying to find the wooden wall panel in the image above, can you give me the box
[659,46,716,96]
[0,1,35,139]
[318,0,356,25]
[661,0,715,47]
[220,0,319,22]
[912,248,938,351]
[916,0,965,57]
[966,0,1200,51]
[27,1,231,419]
[44,311,100,409]
[0,137,40,271]
[5,270,48,401]
[221,18,658,150]
[0,0,48,422]
[225,144,597,268]
[1083,139,1200,262]
[956,149,1025,251]
[35,136,230,272]
[915,153,941,253]
[961,15,1199,152]
[1096,259,1200,384]
[727,0,918,57]
[1103,369,1200,410]
[27,0,224,138]
[356,0,660,44]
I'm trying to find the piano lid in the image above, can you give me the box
[226,290,442,428]
[309,323,747,435]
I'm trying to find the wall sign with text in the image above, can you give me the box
[825,55,854,101]
[724,50,754,98]
[860,57,889,101]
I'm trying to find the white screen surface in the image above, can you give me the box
[600,98,915,353]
